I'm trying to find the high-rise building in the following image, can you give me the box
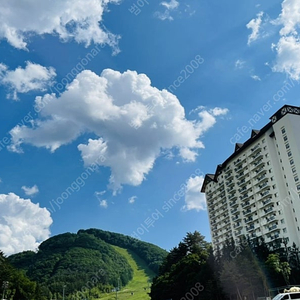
[201,105,300,250]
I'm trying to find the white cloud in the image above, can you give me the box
[0,0,120,53]
[155,0,179,21]
[161,0,179,10]
[99,199,108,208]
[246,11,264,45]
[0,193,52,255]
[0,62,56,100]
[251,74,261,81]
[9,69,228,193]
[128,196,137,204]
[276,0,300,36]
[181,175,206,211]
[272,35,300,80]
[235,59,246,69]
[21,185,39,196]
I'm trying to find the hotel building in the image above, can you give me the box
[201,105,300,250]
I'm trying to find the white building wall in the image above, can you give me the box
[204,107,300,250]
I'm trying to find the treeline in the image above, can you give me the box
[150,232,300,300]
[78,228,168,273]
[0,250,42,300]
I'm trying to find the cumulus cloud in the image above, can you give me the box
[21,185,39,196]
[246,11,264,45]
[272,35,300,80]
[276,0,300,36]
[182,175,206,211]
[0,0,120,53]
[154,0,179,21]
[0,193,52,255]
[9,69,228,193]
[0,62,56,100]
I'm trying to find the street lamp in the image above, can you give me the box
[62,285,66,300]
[2,281,9,300]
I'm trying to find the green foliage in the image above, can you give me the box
[78,228,168,274]
[150,231,214,300]
[0,250,40,300]
[8,229,167,299]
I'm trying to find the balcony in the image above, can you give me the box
[230,200,238,207]
[236,172,247,180]
[234,165,243,172]
[231,207,238,214]
[264,206,273,214]
[255,166,265,175]
[256,173,267,183]
[234,222,242,229]
[228,193,237,200]
[232,214,240,221]
[238,186,247,193]
[251,144,260,152]
[243,208,252,216]
[226,180,234,186]
[244,216,253,223]
[240,194,249,201]
[270,232,280,240]
[252,151,263,160]
[262,198,272,207]
[246,224,255,231]
[234,230,243,236]
[260,190,270,199]
[225,173,233,180]
[268,224,277,232]
[266,215,275,222]
[258,182,268,190]
[234,158,243,166]
[253,158,264,167]
[227,186,234,193]
[241,201,251,208]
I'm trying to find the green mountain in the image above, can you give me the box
[8,229,168,299]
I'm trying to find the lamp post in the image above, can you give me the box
[2,281,9,300]
[62,285,66,300]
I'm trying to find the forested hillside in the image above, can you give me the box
[78,228,168,273]
[8,229,167,299]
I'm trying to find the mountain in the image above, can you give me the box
[8,229,168,299]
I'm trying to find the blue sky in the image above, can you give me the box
[0,0,300,255]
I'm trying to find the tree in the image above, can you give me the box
[266,254,291,286]
[150,231,215,300]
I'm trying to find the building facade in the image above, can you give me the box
[201,105,300,250]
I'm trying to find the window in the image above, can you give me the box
[292,167,297,173]
[295,176,299,182]
[281,219,285,224]
[290,159,294,165]
[283,228,287,233]
[281,128,286,134]
[286,143,290,149]
[288,151,292,157]
[297,184,300,191]
[273,184,276,189]
[290,293,300,299]
[262,139,265,143]
[283,135,288,141]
